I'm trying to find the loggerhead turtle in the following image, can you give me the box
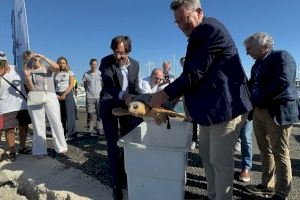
[112,93,185,119]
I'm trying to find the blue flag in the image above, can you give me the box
[11,0,30,69]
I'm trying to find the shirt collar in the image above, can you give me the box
[119,60,130,70]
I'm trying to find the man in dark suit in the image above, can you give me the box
[150,1,252,199]
[244,32,299,200]
[99,36,142,200]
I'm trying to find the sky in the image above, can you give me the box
[1,0,300,82]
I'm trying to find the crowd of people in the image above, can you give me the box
[1,0,300,200]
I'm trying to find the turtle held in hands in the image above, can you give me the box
[112,93,185,119]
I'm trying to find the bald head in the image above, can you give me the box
[151,68,164,85]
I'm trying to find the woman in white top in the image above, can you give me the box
[54,57,76,139]
[23,50,68,159]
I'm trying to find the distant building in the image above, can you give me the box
[76,84,86,107]
[296,78,300,89]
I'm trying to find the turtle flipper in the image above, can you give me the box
[112,107,131,116]
[151,108,186,119]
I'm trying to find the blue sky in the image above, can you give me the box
[1,0,300,81]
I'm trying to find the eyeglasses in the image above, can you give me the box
[152,76,163,81]
[174,10,195,27]
[114,51,128,56]
[0,52,6,57]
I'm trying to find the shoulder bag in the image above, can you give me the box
[27,90,48,106]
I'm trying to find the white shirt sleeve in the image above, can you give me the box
[139,79,153,94]
[118,91,125,99]
[169,74,175,83]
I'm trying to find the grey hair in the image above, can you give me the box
[162,60,171,66]
[243,32,274,51]
[170,0,201,11]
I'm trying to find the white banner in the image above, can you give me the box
[11,0,30,69]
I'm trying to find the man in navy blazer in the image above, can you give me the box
[244,32,299,200]
[99,35,142,200]
[150,1,252,199]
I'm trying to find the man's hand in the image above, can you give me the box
[184,116,193,122]
[149,90,168,108]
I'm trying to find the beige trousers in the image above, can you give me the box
[199,114,246,200]
[253,108,292,197]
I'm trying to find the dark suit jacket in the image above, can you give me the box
[99,54,140,114]
[249,50,299,125]
[164,17,253,126]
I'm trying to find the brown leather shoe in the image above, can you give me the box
[239,168,251,182]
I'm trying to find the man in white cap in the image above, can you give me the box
[0,51,31,161]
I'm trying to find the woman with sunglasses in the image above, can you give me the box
[23,50,68,159]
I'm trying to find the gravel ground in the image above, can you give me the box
[3,107,300,199]
[52,108,300,199]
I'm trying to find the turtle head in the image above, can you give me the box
[128,101,149,116]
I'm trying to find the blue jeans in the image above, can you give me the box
[239,119,253,169]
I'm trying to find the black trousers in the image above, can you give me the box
[100,101,142,186]
[57,91,76,138]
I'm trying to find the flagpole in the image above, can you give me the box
[23,0,30,49]
[11,10,16,65]
[11,0,30,70]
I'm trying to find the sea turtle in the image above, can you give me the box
[112,93,185,119]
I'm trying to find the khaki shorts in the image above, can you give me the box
[0,110,31,130]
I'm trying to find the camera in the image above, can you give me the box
[164,75,170,81]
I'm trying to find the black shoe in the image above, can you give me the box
[90,131,101,137]
[18,147,32,154]
[112,185,123,200]
[66,137,76,143]
[8,152,16,161]
[66,134,78,142]
[120,173,128,189]
[246,184,275,198]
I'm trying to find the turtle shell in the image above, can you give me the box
[133,93,176,110]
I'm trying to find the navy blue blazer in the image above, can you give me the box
[164,17,252,126]
[249,50,299,125]
[99,54,140,113]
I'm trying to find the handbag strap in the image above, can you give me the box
[1,76,27,101]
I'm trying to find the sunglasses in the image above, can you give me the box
[0,60,7,68]
[26,58,37,69]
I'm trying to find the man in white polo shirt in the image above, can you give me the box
[82,58,102,135]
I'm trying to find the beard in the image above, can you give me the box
[116,57,129,68]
